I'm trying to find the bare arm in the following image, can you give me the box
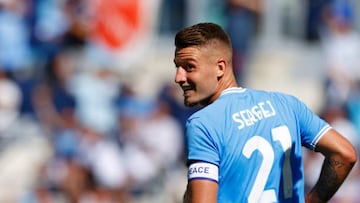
[305,129,357,203]
[183,179,218,203]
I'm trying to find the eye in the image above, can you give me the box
[185,65,195,72]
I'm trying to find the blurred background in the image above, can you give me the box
[0,0,360,202]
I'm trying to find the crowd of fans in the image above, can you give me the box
[0,0,192,202]
[0,0,359,203]
[304,0,360,202]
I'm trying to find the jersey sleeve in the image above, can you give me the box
[185,117,220,167]
[288,95,331,150]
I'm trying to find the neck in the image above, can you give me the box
[203,73,238,106]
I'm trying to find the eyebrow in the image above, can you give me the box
[174,57,197,66]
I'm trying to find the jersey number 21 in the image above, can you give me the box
[242,125,293,203]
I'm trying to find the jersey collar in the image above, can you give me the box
[220,87,246,96]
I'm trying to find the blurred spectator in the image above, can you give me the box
[308,2,360,201]
[75,127,128,203]
[305,0,331,42]
[159,83,200,161]
[70,66,120,136]
[225,0,262,85]
[32,47,77,135]
[9,67,42,116]
[28,46,88,203]
[70,64,121,134]
[32,0,89,60]
[31,0,63,70]
[158,0,186,34]
[319,0,360,138]
[320,0,360,107]
[116,85,185,202]
[0,70,51,202]
[61,0,90,48]
[0,70,21,134]
[122,100,183,187]
[0,0,33,71]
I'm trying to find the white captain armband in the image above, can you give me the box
[188,162,218,182]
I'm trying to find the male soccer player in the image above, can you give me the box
[173,22,357,203]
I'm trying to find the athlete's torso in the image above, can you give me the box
[186,87,330,203]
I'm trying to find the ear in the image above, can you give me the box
[216,58,226,77]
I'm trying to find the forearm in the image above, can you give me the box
[306,156,355,203]
[183,180,218,203]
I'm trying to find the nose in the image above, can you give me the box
[175,67,186,84]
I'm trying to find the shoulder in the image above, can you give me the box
[246,88,301,104]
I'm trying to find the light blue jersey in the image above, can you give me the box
[186,87,331,203]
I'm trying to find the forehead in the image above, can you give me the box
[174,46,208,62]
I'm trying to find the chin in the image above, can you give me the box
[184,100,198,107]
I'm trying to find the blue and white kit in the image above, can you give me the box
[186,87,331,203]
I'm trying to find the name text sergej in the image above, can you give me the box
[232,100,276,130]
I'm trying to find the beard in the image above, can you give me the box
[184,96,198,107]
[183,94,213,107]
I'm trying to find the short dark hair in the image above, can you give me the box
[175,22,232,51]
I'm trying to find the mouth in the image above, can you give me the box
[181,85,194,96]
